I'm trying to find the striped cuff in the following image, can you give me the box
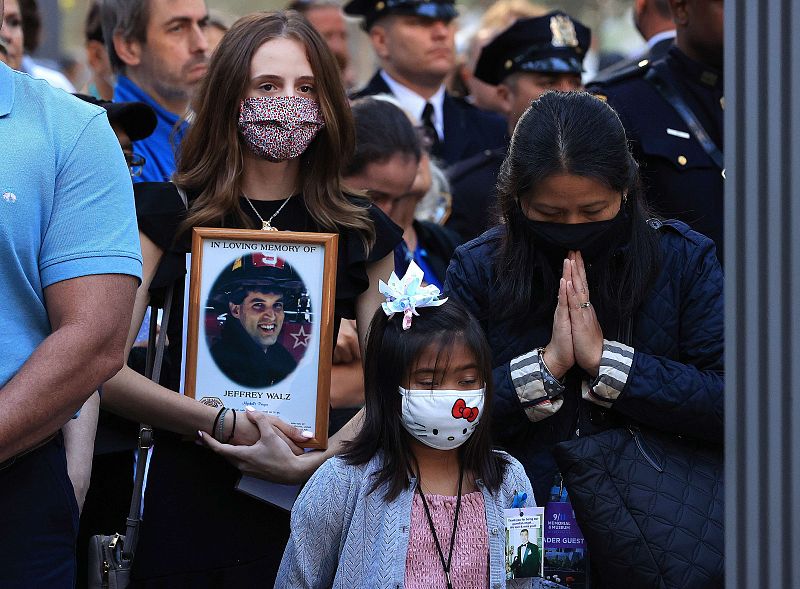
[510,348,566,422]
[582,340,634,408]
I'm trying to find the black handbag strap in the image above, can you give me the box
[643,67,724,170]
[121,284,174,561]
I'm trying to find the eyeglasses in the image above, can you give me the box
[125,152,146,178]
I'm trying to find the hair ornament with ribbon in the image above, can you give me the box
[379,261,448,330]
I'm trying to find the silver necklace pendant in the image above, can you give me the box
[262,221,278,232]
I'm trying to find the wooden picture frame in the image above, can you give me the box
[185,227,338,449]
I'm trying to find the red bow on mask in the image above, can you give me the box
[452,399,479,422]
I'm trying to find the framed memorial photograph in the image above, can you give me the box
[185,227,338,449]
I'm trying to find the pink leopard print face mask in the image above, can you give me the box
[238,96,326,162]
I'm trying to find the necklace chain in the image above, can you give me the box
[416,463,464,589]
[243,194,294,232]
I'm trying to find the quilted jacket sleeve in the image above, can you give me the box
[445,246,536,445]
[613,229,724,443]
[276,458,351,588]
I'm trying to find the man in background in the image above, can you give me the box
[589,0,725,261]
[346,0,507,168]
[288,0,352,86]
[447,11,590,242]
[102,0,210,182]
[592,0,675,82]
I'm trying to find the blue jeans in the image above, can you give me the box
[0,434,79,588]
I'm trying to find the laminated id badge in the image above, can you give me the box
[543,476,590,589]
[504,498,545,580]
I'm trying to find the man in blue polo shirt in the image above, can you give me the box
[101,0,210,182]
[0,36,142,587]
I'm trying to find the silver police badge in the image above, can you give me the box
[550,14,578,48]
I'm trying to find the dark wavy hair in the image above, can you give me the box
[344,96,421,177]
[342,300,507,501]
[495,91,661,324]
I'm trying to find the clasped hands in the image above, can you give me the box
[200,408,317,484]
[541,251,604,380]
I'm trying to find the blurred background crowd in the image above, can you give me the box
[3,0,656,97]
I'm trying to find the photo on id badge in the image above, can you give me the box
[184,227,338,448]
[505,506,545,579]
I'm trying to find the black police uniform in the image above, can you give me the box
[345,0,507,169]
[445,12,590,243]
[351,72,506,168]
[591,33,674,84]
[446,146,506,242]
[588,46,724,262]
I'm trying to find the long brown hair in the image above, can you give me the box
[176,11,374,249]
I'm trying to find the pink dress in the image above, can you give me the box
[405,491,489,589]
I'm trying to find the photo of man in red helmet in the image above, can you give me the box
[207,253,309,388]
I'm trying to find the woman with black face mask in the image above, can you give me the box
[444,91,723,586]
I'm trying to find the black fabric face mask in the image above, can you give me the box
[523,206,629,262]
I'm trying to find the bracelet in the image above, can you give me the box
[211,407,225,440]
[224,409,237,444]
[216,408,229,442]
[537,347,565,385]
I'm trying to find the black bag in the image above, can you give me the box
[552,425,723,589]
[87,286,173,589]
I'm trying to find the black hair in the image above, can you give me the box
[19,0,41,53]
[520,528,529,535]
[495,91,661,325]
[342,300,507,501]
[85,1,104,43]
[228,285,286,306]
[344,97,422,177]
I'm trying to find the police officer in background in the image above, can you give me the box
[345,0,507,168]
[447,11,590,243]
[588,0,724,261]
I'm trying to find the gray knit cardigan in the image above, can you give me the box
[275,451,536,589]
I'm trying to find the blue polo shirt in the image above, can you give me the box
[114,75,188,183]
[0,63,143,388]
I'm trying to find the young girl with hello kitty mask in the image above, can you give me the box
[277,263,535,589]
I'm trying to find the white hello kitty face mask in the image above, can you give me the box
[399,387,485,450]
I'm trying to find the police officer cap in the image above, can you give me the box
[474,11,591,86]
[343,0,457,30]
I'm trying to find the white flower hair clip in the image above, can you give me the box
[379,261,448,330]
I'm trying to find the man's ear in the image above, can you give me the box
[369,22,390,60]
[496,83,513,117]
[85,40,105,70]
[229,302,241,319]
[112,31,143,68]
[667,0,688,26]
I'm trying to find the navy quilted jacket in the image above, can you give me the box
[444,220,724,503]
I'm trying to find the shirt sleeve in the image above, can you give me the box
[39,112,142,288]
[509,348,566,422]
[581,339,635,408]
